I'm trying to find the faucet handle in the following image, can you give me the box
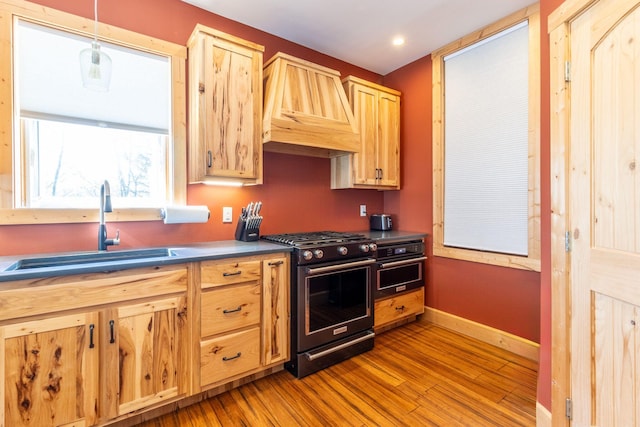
[106,229,120,247]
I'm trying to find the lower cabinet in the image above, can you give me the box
[3,312,100,426]
[374,288,425,331]
[0,253,290,426]
[0,265,189,427]
[197,253,289,390]
[100,295,188,419]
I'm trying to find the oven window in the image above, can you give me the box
[378,263,422,290]
[306,267,369,333]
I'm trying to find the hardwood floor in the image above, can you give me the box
[138,320,538,426]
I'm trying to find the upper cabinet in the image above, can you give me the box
[332,76,401,190]
[187,25,264,185]
[262,53,360,158]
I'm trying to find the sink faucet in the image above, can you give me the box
[98,180,120,251]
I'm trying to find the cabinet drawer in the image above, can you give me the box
[375,288,424,328]
[201,259,261,289]
[201,283,261,337]
[201,327,261,386]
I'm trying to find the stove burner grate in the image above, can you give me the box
[262,231,367,247]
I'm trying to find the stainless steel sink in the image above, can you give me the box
[5,248,177,271]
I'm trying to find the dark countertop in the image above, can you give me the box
[0,240,292,283]
[356,230,428,243]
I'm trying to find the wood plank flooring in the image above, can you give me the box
[138,320,538,426]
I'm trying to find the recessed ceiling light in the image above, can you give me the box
[392,36,405,47]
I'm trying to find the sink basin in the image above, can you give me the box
[5,248,177,271]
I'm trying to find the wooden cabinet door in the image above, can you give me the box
[101,295,188,418]
[2,312,99,427]
[350,83,379,186]
[203,38,260,180]
[262,256,290,366]
[376,91,400,188]
[333,77,401,190]
[188,26,263,184]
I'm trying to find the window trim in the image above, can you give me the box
[0,0,187,224]
[431,4,541,272]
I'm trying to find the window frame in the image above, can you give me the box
[0,0,187,225]
[431,4,541,272]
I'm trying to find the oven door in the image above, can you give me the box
[297,258,375,352]
[376,256,427,298]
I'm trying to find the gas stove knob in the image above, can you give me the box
[313,249,324,259]
[369,243,378,252]
[359,244,370,253]
[337,246,348,256]
[302,250,313,261]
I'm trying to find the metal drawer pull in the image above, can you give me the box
[89,324,95,349]
[222,352,242,361]
[109,320,115,344]
[396,305,406,311]
[223,306,242,314]
[223,270,242,277]
[304,331,375,361]
[379,256,427,269]
[268,260,284,266]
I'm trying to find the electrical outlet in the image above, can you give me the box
[360,205,367,217]
[222,207,233,223]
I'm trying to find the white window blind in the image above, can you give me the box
[443,21,529,256]
[16,20,170,133]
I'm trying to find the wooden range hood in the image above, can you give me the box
[262,52,360,158]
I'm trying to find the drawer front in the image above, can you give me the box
[201,327,261,386]
[201,259,261,289]
[201,283,261,337]
[374,288,425,327]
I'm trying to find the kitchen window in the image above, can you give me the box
[0,1,187,224]
[431,5,540,271]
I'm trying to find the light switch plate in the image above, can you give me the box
[222,207,233,223]
[360,205,367,217]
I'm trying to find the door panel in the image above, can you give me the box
[570,0,640,424]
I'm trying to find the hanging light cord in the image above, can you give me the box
[93,0,98,42]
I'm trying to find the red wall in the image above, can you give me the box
[0,0,385,256]
[0,0,568,413]
[383,0,566,411]
[383,56,540,342]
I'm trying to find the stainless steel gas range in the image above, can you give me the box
[261,231,377,378]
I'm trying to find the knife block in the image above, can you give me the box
[235,218,259,242]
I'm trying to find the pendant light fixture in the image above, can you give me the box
[79,0,112,91]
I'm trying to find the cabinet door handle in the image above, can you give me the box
[207,150,213,168]
[222,352,242,361]
[109,319,115,344]
[89,324,95,349]
[268,260,284,267]
[379,168,383,179]
[222,306,242,314]
[223,270,242,277]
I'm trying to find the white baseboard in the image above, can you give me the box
[421,307,539,362]
[536,401,551,427]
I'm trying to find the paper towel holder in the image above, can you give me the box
[160,205,210,224]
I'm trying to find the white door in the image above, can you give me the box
[567,0,640,424]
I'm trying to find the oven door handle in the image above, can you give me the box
[305,258,376,275]
[379,256,428,269]
[305,331,375,361]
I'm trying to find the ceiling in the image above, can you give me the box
[182,0,534,75]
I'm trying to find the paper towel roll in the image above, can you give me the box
[162,206,210,224]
